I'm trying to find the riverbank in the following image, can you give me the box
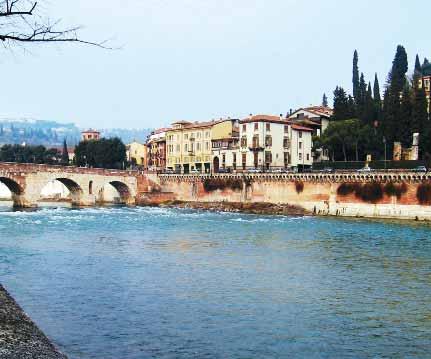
[0,285,67,359]
[154,200,310,216]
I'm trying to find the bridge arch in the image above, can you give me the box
[98,180,133,205]
[0,177,23,195]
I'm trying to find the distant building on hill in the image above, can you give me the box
[81,129,101,141]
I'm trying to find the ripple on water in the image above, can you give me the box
[0,206,430,359]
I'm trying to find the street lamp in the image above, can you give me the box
[383,136,387,171]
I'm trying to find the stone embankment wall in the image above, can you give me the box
[138,172,431,221]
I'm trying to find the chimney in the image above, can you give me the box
[280,114,283,120]
[289,109,293,115]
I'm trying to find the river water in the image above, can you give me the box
[0,204,430,358]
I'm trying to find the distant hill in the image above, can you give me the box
[0,118,152,147]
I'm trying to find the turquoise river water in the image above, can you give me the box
[0,204,430,358]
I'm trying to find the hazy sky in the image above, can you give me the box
[1,0,430,129]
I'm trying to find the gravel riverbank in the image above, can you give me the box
[0,285,67,359]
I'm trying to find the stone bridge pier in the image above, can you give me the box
[0,163,138,208]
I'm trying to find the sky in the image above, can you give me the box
[0,0,430,129]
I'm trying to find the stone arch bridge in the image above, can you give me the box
[0,163,140,208]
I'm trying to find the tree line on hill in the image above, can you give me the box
[319,46,431,162]
[0,137,127,169]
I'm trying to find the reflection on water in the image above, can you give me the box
[0,205,431,359]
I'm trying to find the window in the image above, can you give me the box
[233,153,237,166]
[176,145,180,152]
[242,153,247,169]
[197,132,201,139]
[284,125,289,133]
[205,131,210,138]
[254,123,259,131]
[266,123,271,131]
[184,134,188,140]
[252,135,259,148]
[299,142,302,149]
[206,142,210,150]
[283,138,289,148]
[265,151,272,163]
[307,154,310,161]
[242,124,247,132]
[284,153,289,168]
[197,143,201,151]
[241,136,247,148]
[222,154,226,167]
[265,135,272,147]
[299,131,302,138]
[299,153,302,161]
[184,144,188,152]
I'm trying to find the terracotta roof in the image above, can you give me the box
[290,124,314,132]
[240,114,287,124]
[290,106,333,118]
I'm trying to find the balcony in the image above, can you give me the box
[249,144,264,152]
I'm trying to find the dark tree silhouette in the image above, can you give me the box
[0,0,106,47]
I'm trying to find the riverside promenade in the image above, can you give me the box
[0,285,67,359]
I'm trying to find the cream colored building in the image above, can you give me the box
[126,141,147,167]
[166,120,216,173]
[239,115,313,171]
[211,119,240,172]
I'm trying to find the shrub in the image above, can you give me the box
[203,178,243,192]
[417,182,431,205]
[355,182,383,203]
[337,183,357,196]
[295,180,304,194]
[384,182,407,199]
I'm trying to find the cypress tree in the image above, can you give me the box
[61,139,69,165]
[373,73,382,124]
[353,50,360,103]
[399,86,413,146]
[411,85,428,142]
[357,72,367,117]
[361,82,375,125]
[382,45,409,145]
[415,54,422,74]
[322,93,328,107]
[347,95,356,118]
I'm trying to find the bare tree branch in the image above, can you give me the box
[0,0,109,48]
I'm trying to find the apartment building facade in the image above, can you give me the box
[166,121,214,173]
[239,115,313,171]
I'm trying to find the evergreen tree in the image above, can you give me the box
[322,93,328,107]
[361,82,375,125]
[413,54,422,85]
[411,85,429,153]
[61,139,69,165]
[373,73,382,124]
[347,95,356,118]
[382,45,409,144]
[399,86,413,146]
[352,50,360,103]
[415,54,422,74]
[332,86,351,121]
[357,72,367,118]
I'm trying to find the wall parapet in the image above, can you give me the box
[158,172,431,184]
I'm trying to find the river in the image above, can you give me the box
[0,204,430,358]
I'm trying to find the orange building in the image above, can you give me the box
[81,129,101,141]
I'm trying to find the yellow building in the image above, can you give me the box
[211,119,240,172]
[126,141,147,167]
[166,120,217,173]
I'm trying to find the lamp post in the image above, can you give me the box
[383,136,387,171]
